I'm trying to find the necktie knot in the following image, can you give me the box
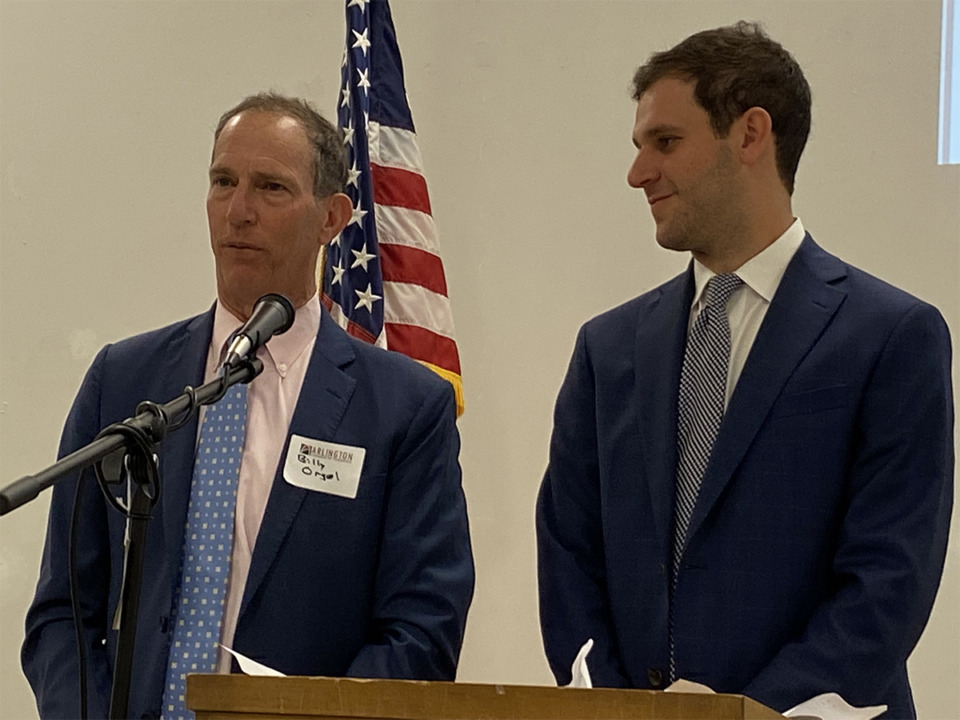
[703,273,743,311]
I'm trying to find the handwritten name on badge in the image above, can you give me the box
[283,434,366,499]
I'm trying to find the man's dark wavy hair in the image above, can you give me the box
[631,21,811,195]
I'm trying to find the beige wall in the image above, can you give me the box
[1,1,957,718]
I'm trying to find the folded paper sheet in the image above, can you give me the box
[219,645,286,677]
[566,638,594,688]
[784,692,886,720]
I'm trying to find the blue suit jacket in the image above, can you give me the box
[23,304,475,720]
[536,236,953,718]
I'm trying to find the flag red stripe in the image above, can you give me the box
[386,322,462,375]
[380,243,448,296]
[371,163,432,214]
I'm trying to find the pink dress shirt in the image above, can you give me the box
[197,295,321,673]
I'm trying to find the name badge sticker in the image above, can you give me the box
[283,434,366,499]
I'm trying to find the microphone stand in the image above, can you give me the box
[0,357,263,720]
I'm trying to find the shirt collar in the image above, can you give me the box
[691,217,806,307]
[211,294,321,372]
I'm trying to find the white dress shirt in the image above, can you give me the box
[688,218,806,406]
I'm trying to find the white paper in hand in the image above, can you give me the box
[566,638,594,688]
[785,692,886,720]
[219,645,286,677]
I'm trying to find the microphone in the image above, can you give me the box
[223,293,295,368]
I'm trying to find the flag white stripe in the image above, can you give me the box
[326,297,350,330]
[375,205,441,255]
[368,121,424,173]
[383,281,456,339]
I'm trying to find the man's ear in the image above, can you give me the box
[318,192,354,245]
[738,106,774,167]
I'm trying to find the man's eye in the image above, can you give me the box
[263,182,286,192]
[658,137,678,149]
[211,177,233,187]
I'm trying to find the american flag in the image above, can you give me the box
[322,0,464,415]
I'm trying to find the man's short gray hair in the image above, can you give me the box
[214,92,348,198]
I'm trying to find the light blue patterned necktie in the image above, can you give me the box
[669,272,742,682]
[161,381,248,719]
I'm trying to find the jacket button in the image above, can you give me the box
[647,668,664,687]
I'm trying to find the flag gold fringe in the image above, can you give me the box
[317,245,327,287]
[418,361,465,417]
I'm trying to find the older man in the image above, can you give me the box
[23,93,474,720]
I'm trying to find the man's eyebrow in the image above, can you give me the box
[249,169,299,186]
[206,166,296,185]
[635,124,685,145]
[208,164,234,177]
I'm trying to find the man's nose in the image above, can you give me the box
[225,184,255,226]
[627,150,658,189]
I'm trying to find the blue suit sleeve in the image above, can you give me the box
[345,378,474,680]
[536,326,631,687]
[22,347,115,720]
[743,302,954,712]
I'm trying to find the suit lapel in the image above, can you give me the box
[684,236,848,543]
[160,310,215,590]
[239,306,357,618]
[634,269,694,548]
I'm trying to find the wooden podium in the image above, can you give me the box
[187,674,784,720]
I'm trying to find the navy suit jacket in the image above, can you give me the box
[23,304,475,720]
[536,236,953,718]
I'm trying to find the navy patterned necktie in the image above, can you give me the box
[161,382,248,719]
[670,272,742,681]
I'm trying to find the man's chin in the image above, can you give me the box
[654,229,691,254]
[216,279,275,320]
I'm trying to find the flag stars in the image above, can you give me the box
[332,259,346,286]
[355,283,382,313]
[346,161,361,189]
[356,68,371,93]
[340,85,351,109]
[352,28,371,55]
[349,202,368,228]
[347,0,369,11]
[351,243,376,271]
[342,125,355,147]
